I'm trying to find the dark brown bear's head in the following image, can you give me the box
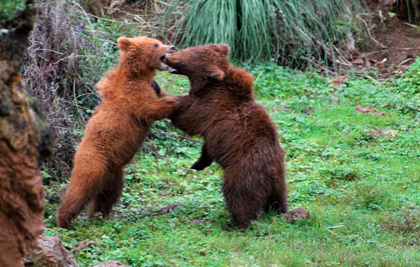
[117,36,176,74]
[162,44,231,81]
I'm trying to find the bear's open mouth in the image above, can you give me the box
[160,54,179,74]
[159,55,168,70]
[160,62,168,70]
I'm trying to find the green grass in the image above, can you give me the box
[42,59,420,266]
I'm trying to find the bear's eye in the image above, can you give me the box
[153,44,158,48]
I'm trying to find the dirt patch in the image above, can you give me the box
[314,1,420,77]
[360,0,420,75]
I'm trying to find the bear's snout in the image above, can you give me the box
[164,45,176,55]
[160,53,182,75]
[162,53,177,64]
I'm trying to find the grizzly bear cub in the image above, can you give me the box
[57,36,178,229]
[162,44,288,230]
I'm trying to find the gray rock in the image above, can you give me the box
[284,208,311,223]
[24,235,79,267]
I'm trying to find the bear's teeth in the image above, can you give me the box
[160,62,168,70]
[169,68,178,73]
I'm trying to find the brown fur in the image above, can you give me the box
[57,36,177,229]
[163,44,288,229]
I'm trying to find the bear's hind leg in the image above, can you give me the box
[57,161,107,229]
[270,171,288,214]
[265,192,288,215]
[222,175,265,230]
[270,189,288,214]
[89,168,124,218]
[57,188,92,229]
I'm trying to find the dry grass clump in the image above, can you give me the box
[381,208,420,234]
[23,0,85,182]
[22,0,155,181]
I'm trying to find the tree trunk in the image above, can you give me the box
[0,0,53,266]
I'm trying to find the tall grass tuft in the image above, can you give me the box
[397,0,420,23]
[164,0,364,69]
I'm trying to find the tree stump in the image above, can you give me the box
[0,0,53,266]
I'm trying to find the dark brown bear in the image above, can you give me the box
[162,44,288,230]
[57,36,178,229]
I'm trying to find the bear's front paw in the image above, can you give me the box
[161,96,177,105]
[152,80,161,97]
[190,161,206,171]
[162,96,181,110]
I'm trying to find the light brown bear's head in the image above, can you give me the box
[117,36,175,74]
[162,44,231,81]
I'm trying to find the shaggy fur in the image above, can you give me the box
[57,36,177,229]
[163,44,288,229]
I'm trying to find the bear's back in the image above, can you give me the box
[204,95,281,168]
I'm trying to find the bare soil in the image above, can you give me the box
[360,0,420,75]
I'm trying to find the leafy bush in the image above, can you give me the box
[164,0,363,68]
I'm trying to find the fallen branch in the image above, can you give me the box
[399,58,415,66]
[356,15,387,49]
[403,22,420,29]
[396,47,420,51]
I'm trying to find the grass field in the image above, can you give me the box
[44,60,420,266]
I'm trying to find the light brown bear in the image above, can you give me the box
[57,36,177,229]
[162,44,288,230]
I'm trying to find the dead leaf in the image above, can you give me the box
[369,129,398,139]
[151,203,183,216]
[329,98,341,104]
[331,76,346,86]
[355,105,386,116]
[73,240,98,251]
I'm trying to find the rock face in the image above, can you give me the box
[24,235,79,267]
[0,0,54,266]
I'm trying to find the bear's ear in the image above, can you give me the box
[208,66,225,81]
[117,37,131,52]
[212,44,230,57]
